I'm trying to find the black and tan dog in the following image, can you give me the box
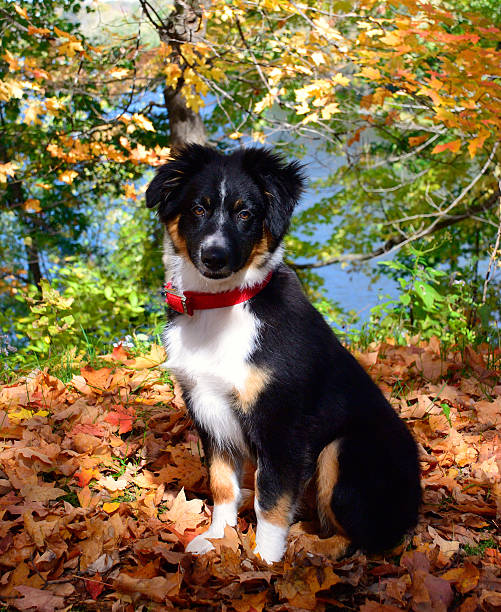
[146,144,421,563]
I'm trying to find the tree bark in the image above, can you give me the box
[26,238,42,289]
[141,0,208,147]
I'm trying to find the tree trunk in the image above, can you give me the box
[26,238,42,290]
[140,0,209,280]
[153,0,209,147]
[164,86,207,146]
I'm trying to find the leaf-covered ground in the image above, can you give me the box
[0,340,500,611]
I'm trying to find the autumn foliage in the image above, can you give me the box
[0,340,500,610]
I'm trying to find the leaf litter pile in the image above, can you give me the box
[0,339,500,611]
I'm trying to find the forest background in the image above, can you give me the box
[1,0,501,373]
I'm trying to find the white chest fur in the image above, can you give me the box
[163,303,260,449]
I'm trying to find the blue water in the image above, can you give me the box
[293,154,399,321]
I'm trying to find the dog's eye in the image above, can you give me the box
[192,205,206,217]
[238,210,251,221]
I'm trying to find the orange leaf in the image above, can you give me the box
[105,404,136,434]
[432,139,461,154]
[441,562,480,594]
[409,135,428,147]
[468,133,488,158]
[75,467,100,487]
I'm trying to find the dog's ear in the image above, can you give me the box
[146,144,215,221]
[240,148,306,242]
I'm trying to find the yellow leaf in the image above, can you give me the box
[380,31,401,46]
[103,502,120,514]
[132,113,155,132]
[331,73,350,87]
[58,41,84,58]
[9,408,48,422]
[252,131,266,143]
[0,161,19,183]
[0,78,24,101]
[359,66,381,80]
[109,68,130,79]
[229,131,243,140]
[3,50,20,71]
[28,25,51,36]
[311,52,325,66]
[128,344,166,369]
[321,102,340,120]
[53,26,78,41]
[24,101,43,125]
[14,4,28,19]
[45,97,65,113]
[59,170,78,184]
[123,183,137,200]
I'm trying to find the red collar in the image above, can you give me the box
[163,271,273,315]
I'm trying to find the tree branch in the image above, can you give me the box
[291,189,501,269]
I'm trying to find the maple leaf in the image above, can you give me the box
[127,343,166,369]
[432,140,461,154]
[59,169,78,184]
[0,161,19,182]
[163,488,206,533]
[132,113,155,132]
[105,404,136,434]
[74,466,100,487]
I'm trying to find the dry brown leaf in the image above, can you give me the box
[163,488,206,533]
[113,572,180,602]
[13,585,65,612]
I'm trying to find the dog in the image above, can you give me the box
[146,144,421,563]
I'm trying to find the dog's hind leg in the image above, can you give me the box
[316,440,346,536]
[186,451,242,555]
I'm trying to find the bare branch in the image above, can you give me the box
[291,189,501,269]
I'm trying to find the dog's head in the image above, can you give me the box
[146,145,305,279]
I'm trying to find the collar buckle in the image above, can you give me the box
[163,285,190,315]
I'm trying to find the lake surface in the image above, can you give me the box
[295,154,399,322]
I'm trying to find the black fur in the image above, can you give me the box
[244,266,421,552]
[148,145,421,555]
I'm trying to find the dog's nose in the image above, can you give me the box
[201,246,229,271]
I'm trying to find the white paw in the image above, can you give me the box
[185,534,216,555]
[254,543,284,564]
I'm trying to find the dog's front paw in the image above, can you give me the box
[185,534,216,555]
[253,543,284,564]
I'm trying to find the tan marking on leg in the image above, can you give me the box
[317,440,346,536]
[234,366,271,413]
[166,214,189,257]
[261,493,293,527]
[245,227,274,269]
[210,455,236,505]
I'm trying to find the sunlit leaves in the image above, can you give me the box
[432,140,462,155]
[0,161,19,183]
